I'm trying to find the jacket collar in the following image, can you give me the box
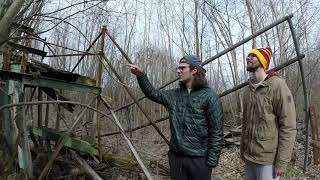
[249,71,277,89]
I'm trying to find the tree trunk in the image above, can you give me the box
[0,0,25,66]
[0,0,25,45]
[245,0,256,48]
[194,0,200,57]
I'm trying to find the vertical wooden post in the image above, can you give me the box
[44,95,51,152]
[16,39,33,178]
[2,47,11,70]
[1,47,13,146]
[0,47,11,143]
[20,36,33,177]
[97,26,106,162]
[21,34,32,73]
[55,91,62,131]
[38,88,43,147]
[55,92,61,147]
[17,84,33,178]
[11,61,33,178]
[310,106,320,165]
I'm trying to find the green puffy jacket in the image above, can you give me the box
[137,73,224,167]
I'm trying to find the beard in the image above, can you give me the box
[246,62,261,72]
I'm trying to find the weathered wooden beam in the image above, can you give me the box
[71,32,103,72]
[11,23,34,34]
[16,88,33,178]
[45,53,97,57]
[9,63,33,178]
[44,96,51,152]
[55,103,61,134]
[21,34,32,73]
[7,42,47,57]
[37,88,43,148]
[95,26,105,162]
[1,79,13,146]
[0,70,101,94]
[2,47,11,70]
[30,127,98,156]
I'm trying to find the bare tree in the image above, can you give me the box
[0,0,25,65]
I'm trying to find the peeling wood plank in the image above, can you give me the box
[30,127,99,156]
[7,42,47,57]
[0,70,101,94]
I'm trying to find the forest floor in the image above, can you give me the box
[214,143,320,180]
[91,121,320,180]
[95,140,320,180]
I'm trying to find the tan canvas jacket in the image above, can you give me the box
[240,74,297,171]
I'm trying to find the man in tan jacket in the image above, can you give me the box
[240,47,297,180]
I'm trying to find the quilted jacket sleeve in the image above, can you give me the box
[206,91,224,168]
[136,72,170,106]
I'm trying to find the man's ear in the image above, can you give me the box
[191,68,198,76]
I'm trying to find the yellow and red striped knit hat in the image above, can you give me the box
[249,47,272,70]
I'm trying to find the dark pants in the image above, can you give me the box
[168,150,212,180]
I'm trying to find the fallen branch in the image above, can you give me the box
[71,150,103,180]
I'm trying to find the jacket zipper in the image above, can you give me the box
[249,91,256,155]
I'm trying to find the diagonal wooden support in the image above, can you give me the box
[99,54,169,145]
[105,28,133,64]
[45,53,97,57]
[38,96,97,180]
[71,32,103,72]
[100,97,154,180]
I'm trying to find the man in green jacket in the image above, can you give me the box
[128,55,224,180]
[241,47,297,180]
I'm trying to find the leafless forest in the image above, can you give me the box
[0,0,320,179]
